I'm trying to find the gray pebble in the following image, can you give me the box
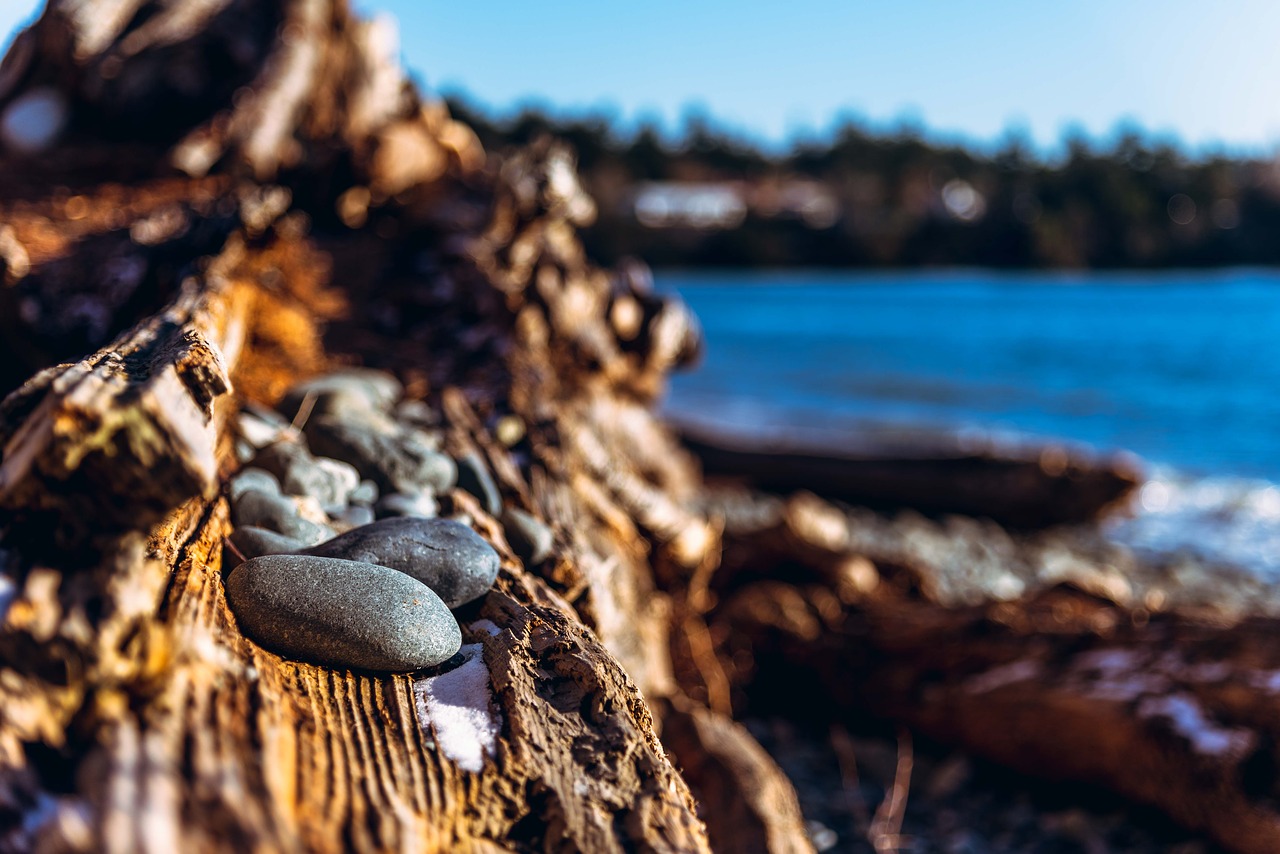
[395,399,440,428]
[234,439,256,465]
[229,525,305,559]
[405,427,444,451]
[300,517,500,608]
[225,554,461,671]
[230,467,280,501]
[312,457,361,504]
[305,415,458,494]
[237,406,292,449]
[349,479,379,506]
[456,452,502,516]
[277,370,402,422]
[375,491,439,519]
[330,505,376,530]
[501,507,554,565]
[251,443,359,507]
[231,490,333,546]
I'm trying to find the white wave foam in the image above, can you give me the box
[1105,466,1280,578]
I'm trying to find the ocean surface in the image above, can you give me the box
[659,268,1280,576]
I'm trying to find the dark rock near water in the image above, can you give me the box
[230,525,305,559]
[456,451,502,516]
[225,554,461,671]
[501,507,553,565]
[276,369,402,422]
[231,490,333,545]
[300,517,500,608]
[375,491,439,519]
[305,415,458,494]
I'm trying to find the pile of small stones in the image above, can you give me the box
[222,369,554,672]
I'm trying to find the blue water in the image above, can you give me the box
[661,268,1280,481]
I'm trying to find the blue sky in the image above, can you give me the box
[5,1,1280,154]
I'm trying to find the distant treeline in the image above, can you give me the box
[447,99,1280,269]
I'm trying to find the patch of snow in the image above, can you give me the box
[1073,648,1169,702]
[965,659,1040,694]
[0,87,68,154]
[1074,648,1141,676]
[1244,669,1280,694]
[1105,468,1280,580]
[413,644,500,773]
[1137,693,1253,756]
[469,619,501,637]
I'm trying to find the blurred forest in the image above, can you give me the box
[449,98,1280,268]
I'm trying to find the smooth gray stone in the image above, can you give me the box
[331,505,376,529]
[305,416,458,494]
[456,452,501,516]
[300,517,500,608]
[251,441,308,480]
[307,457,360,505]
[395,399,440,428]
[375,491,439,520]
[349,479,379,506]
[225,555,460,671]
[230,467,280,501]
[231,490,333,545]
[237,406,292,449]
[254,442,359,507]
[277,370,402,421]
[230,526,305,559]
[250,443,353,506]
[234,439,256,465]
[501,507,554,565]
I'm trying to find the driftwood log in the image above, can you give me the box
[678,423,1141,529]
[0,2,1278,853]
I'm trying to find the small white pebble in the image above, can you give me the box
[1,87,68,154]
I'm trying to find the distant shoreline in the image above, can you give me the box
[651,264,1280,280]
